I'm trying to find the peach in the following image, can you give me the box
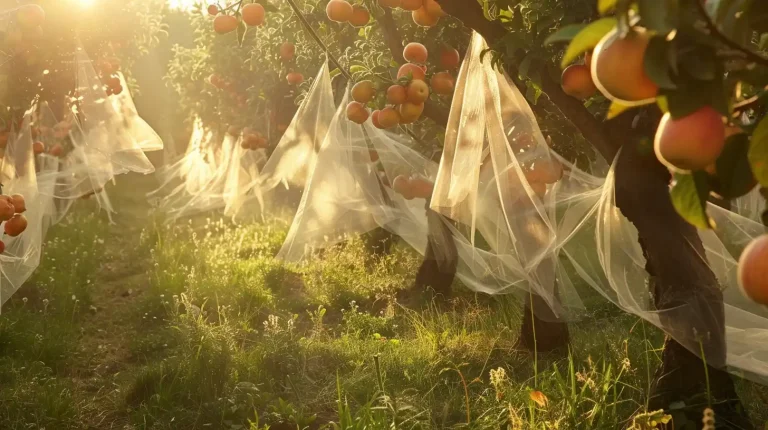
[430,72,454,95]
[738,234,768,305]
[561,64,597,100]
[654,106,725,172]
[592,28,658,104]
[242,3,265,26]
[387,85,408,104]
[403,42,428,64]
[406,79,429,103]
[346,101,370,124]
[213,15,239,34]
[351,80,376,103]
[326,0,353,22]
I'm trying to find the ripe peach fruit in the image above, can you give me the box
[242,3,266,26]
[738,234,768,305]
[561,64,597,100]
[654,106,725,172]
[591,27,658,104]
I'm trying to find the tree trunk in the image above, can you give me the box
[616,144,751,428]
[414,203,457,298]
[516,293,570,353]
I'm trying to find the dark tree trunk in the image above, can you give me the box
[516,293,570,353]
[414,204,457,298]
[616,144,751,428]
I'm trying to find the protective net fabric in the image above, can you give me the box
[222,140,267,222]
[148,120,224,222]
[428,31,768,382]
[148,118,208,203]
[34,103,114,222]
[276,89,391,262]
[557,162,768,383]
[429,32,606,320]
[149,116,267,223]
[36,153,63,240]
[259,61,335,193]
[159,131,239,223]
[0,111,43,307]
[731,187,766,222]
[73,43,155,176]
[109,72,164,153]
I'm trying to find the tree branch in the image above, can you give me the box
[377,8,450,127]
[693,0,768,68]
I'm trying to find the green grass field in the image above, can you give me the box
[0,174,766,429]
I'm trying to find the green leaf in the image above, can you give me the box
[664,77,728,119]
[679,47,717,81]
[519,53,534,79]
[643,36,677,90]
[712,133,757,199]
[656,96,669,113]
[637,0,678,35]
[543,24,586,45]
[559,18,617,68]
[715,0,752,44]
[748,114,768,187]
[606,101,634,119]
[670,171,713,229]
[598,0,618,15]
[760,33,768,50]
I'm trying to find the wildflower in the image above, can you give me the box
[529,390,548,408]
[489,367,507,386]
[622,357,631,371]
[702,408,715,430]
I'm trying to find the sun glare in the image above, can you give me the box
[167,0,203,10]
[78,0,96,6]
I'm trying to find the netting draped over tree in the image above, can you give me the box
[0,110,43,306]
[259,60,335,195]
[429,31,768,383]
[149,122,267,223]
[74,43,156,177]
[430,32,606,321]
[110,72,164,153]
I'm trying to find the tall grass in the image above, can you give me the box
[0,191,766,428]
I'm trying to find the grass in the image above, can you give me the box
[0,174,765,429]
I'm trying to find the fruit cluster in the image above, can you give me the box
[210,2,265,34]
[391,175,434,200]
[98,58,124,96]
[560,28,727,175]
[208,73,249,108]
[326,0,370,27]
[0,193,28,252]
[239,127,269,150]
[276,42,303,85]
[378,0,445,28]
[32,120,70,157]
[346,42,458,128]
